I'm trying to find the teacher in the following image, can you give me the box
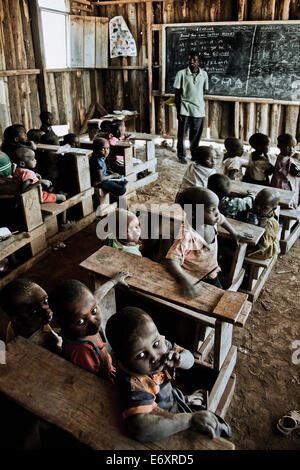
[174,52,209,164]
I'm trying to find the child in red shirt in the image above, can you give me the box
[49,272,131,379]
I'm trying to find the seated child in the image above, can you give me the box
[107,120,131,173]
[39,111,57,136]
[223,137,246,181]
[49,272,131,378]
[0,278,62,354]
[27,129,45,144]
[271,133,300,209]
[243,133,274,186]
[12,147,66,204]
[89,137,127,197]
[166,187,241,295]
[1,124,36,161]
[105,306,232,442]
[208,173,255,220]
[246,188,280,259]
[176,146,216,200]
[104,208,142,256]
[62,133,80,148]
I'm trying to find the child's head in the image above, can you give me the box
[177,187,220,227]
[207,174,231,199]
[253,188,280,218]
[93,137,110,158]
[62,133,80,148]
[191,146,216,168]
[224,137,244,157]
[49,280,101,340]
[108,208,141,244]
[106,307,168,375]
[14,147,37,170]
[3,124,27,145]
[100,120,112,134]
[0,279,53,335]
[111,120,126,138]
[40,133,60,146]
[249,133,270,153]
[27,129,45,144]
[40,111,54,126]
[277,133,297,156]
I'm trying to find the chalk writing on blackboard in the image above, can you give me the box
[165,23,300,101]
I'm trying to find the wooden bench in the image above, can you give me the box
[0,337,234,450]
[0,187,48,289]
[279,208,300,254]
[240,255,277,302]
[80,246,252,419]
[230,180,294,209]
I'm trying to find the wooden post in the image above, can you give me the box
[234,101,239,138]
[146,2,155,133]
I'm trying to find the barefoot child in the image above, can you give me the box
[105,208,142,256]
[0,279,62,353]
[246,188,280,259]
[166,187,241,295]
[243,133,274,186]
[208,173,255,220]
[1,124,36,161]
[271,133,300,209]
[89,137,127,197]
[49,272,131,378]
[105,307,232,442]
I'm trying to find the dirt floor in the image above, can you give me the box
[1,141,299,451]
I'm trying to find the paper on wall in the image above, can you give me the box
[109,16,137,58]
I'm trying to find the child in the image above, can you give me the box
[223,137,245,181]
[271,133,300,209]
[39,111,57,136]
[246,188,280,259]
[89,137,127,197]
[1,124,36,161]
[39,133,62,191]
[176,146,216,199]
[27,129,45,144]
[166,187,241,295]
[0,150,13,177]
[0,278,62,354]
[49,272,131,378]
[12,147,65,204]
[208,173,255,220]
[105,306,232,442]
[105,208,142,256]
[109,120,130,145]
[62,133,80,148]
[243,133,274,186]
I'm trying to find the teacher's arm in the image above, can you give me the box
[175,88,182,121]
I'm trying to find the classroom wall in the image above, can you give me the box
[0,0,299,142]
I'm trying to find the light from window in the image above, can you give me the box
[41,10,68,68]
[38,0,69,12]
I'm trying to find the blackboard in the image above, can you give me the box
[164,22,300,102]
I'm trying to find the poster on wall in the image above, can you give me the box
[109,16,137,58]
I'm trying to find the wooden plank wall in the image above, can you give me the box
[0,1,299,142]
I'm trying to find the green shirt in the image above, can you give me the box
[173,67,209,118]
[105,234,142,256]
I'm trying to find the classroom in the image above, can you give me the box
[0,0,299,453]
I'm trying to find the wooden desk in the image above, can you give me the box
[0,337,234,450]
[80,246,252,416]
[230,180,294,208]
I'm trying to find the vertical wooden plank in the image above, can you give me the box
[146,2,154,133]
[209,101,221,139]
[260,103,269,135]
[270,104,281,144]
[214,321,233,371]
[47,72,59,122]
[54,73,68,125]
[70,15,84,68]
[234,101,240,138]
[237,0,246,20]
[95,17,108,68]
[246,102,255,142]
[277,0,291,20]
[285,106,299,137]
[84,17,96,68]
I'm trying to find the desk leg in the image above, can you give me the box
[214,321,233,372]
[228,242,247,286]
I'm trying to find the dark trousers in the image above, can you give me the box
[177,115,204,160]
[99,179,127,196]
[203,275,223,289]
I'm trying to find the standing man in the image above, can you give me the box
[174,52,209,164]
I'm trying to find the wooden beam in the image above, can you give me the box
[0,69,40,77]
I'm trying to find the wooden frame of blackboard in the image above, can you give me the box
[161,20,300,105]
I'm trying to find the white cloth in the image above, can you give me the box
[179,162,216,192]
